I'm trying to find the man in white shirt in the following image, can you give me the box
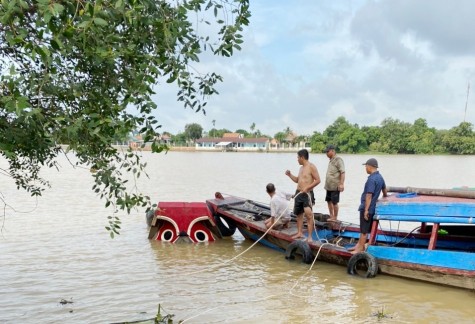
[264,183,292,230]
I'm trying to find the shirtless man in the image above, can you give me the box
[285,149,321,243]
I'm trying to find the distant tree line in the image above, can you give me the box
[309,117,475,155]
[161,117,475,155]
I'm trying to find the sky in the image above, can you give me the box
[152,0,475,138]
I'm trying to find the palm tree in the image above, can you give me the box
[212,119,216,137]
[250,122,256,137]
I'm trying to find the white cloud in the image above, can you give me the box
[152,0,475,137]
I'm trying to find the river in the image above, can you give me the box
[1,152,474,323]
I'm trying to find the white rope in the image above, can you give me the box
[177,191,353,321]
[289,242,332,298]
[181,192,299,276]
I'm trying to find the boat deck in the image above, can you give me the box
[377,193,475,224]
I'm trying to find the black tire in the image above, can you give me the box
[285,240,314,264]
[145,209,155,227]
[214,214,237,236]
[347,252,378,278]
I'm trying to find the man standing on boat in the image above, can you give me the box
[285,149,321,243]
[264,183,293,230]
[350,158,387,254]
[324,144,345,221]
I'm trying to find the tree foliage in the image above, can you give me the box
[309,116,475,155]
[273,131,286,143]
[442,122,475,154]
[321,117,367,153]
[207,127,230,138]
[406,118,436,154]
[184,123,203,140]
[0,0,250,235]
[234,128,249,136]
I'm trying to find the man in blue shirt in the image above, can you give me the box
[350,158,387,254]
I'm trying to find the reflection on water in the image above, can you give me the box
[1,152,475,323]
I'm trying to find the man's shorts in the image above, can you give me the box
[325,190,340,204]
[293,190,315,215]
[359,210,374,234]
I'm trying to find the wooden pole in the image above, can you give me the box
[428,223,439,250]
[369,220,379,245]
[387,186,475,199]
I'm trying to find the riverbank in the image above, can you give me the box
[123,145,311,153]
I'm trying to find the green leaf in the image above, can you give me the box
[77,20,91,29]
[93,18,108,26]
[63,26,75,38]
[115,0,124,9]
[52,3,65,15]
[50,38,63,50]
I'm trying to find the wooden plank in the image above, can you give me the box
[367,245,475,271]
[377,201,475,219]
[378,263,475,290]
[369,220,378,245]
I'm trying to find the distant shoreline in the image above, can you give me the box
[109,144,310,153]
[61,144,307,153]
[69,145,456,155]
[127,146,309,153]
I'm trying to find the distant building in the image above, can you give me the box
[196,136,270,151]
[284,131,297,144]
[269,138,280,149]
[159,134,171,145]
[129,134,144,149]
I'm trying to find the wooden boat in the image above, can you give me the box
[205,189,475,290]
[147,202,224,243]
[147,188,475,291]
[369,188,475,289]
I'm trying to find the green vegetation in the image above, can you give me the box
[309,117,475,155]
[184,123,203,141]
[0,0,250,235]
[165,116,475,155]
[372,305,392,320]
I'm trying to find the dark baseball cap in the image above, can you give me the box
[363,158,378,168]
[325,144,336,152]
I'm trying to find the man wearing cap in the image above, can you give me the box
[350,158,387,254]
[324,144,345,221]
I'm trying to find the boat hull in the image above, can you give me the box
[147,202,222,243]
[206,193,475,291]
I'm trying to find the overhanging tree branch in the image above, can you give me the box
[0,0,250,236]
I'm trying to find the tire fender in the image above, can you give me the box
[285,240,314,264]
[347,252,378,278]
[214,214,237,237]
